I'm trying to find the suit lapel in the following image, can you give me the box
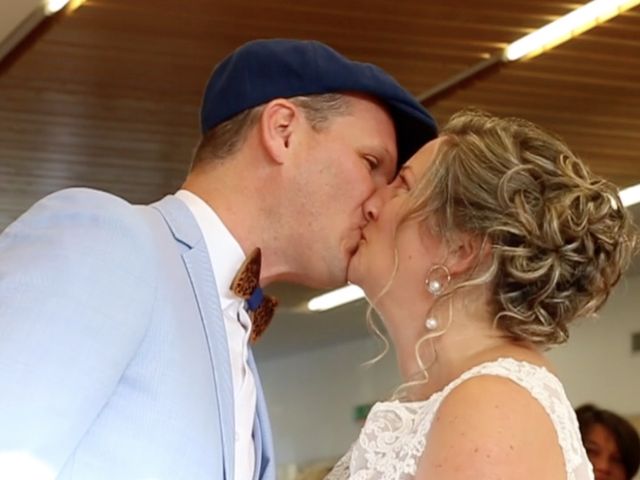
[151,195,235,480]
[248,349,275,480]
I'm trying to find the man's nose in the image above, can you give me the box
[363,189,384,222]
[363,195,378,222]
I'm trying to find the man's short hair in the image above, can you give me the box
[191,93,351,167]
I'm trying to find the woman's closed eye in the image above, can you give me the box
[392,177,408,191]
[392,169,413,192]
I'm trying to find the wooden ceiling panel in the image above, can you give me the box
[1,0,639,232]
[426,9,640,189]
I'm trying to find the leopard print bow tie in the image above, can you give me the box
[229,248,278,343]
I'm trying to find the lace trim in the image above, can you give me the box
[325,357,592,480]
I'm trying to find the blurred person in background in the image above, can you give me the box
[576,404,640,480]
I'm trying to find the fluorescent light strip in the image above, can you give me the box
[307,284,365,312]
[44,0,71,15]
[504,0,640,61]
[620,183,640,207]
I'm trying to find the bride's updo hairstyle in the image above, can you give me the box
[406,109,636,346]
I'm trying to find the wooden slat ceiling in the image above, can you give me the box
[1,0,639,232]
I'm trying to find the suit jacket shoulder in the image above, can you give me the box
[0,187,160,476]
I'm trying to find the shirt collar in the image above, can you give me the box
[175,189,245,309]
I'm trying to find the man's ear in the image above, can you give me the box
[259,99,300,165]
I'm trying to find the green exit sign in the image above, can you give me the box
[354,403,374,421]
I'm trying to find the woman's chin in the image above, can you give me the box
[346,250,365,288]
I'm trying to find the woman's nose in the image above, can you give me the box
[592,456,612,478]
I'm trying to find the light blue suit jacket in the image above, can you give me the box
[0,188,275,480]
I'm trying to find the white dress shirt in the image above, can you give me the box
[175,190,256,480]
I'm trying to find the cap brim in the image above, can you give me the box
[386,102,439,168]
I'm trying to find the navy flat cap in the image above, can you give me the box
[200,39,437,166]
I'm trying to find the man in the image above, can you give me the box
[0,39,437,479]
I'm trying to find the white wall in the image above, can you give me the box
[258,275,640,470]
[0,0,41,41]
[259,336,399,467]
[547,274,640,415]
[0,0,44,62]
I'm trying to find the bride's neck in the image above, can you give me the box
[391,298,518,401]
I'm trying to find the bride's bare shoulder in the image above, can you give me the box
[414,373,566,480]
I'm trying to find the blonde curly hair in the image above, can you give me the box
[405,109,637,347]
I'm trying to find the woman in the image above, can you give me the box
[326,110,636,480]
[576,404,640,480]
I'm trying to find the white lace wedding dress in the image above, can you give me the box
[325,358,593,480]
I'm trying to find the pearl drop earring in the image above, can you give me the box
[425,317,439,331]
[427,279,442,295]
[425,264,451,297]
